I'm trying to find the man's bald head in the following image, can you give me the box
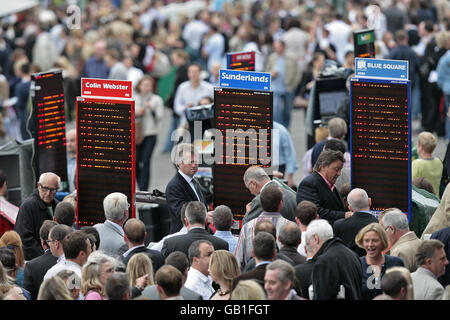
[123,218,146,245]
[66,129,77,156]
[347,188,371,212]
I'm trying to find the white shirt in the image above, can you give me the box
[178,169,201,201]
[148,226,188,252]
[297,233,307,257]
[173,80,214,123]
[44,260,82,281]
[122,244,145,259]
[184,267,215,300]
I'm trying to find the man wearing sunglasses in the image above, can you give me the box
[14,172,60,261]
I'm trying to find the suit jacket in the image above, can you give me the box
[141,284,202,300]
[94,220,125,258]
[279,246,307,266]
[296,171,346,226]
[242,180,297,224]
[233,263,267,290]
[22,249,57,300]
[411,267,445,300]
[121,245,165,272]
[311,238,362,300]
[333,211,379,257]
[166,172,205,234]
[161,227,228,258]
[390,231,422,272]
[431,226,450,286]
[14,189,57,261]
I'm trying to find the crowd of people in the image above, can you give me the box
[0,0,449,302]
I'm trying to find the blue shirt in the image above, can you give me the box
[82,56,110,79]
[273,121,299,174]
[214,230,238,254]
[271,56,286,93]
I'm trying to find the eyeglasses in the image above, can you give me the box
[40,185,58,193]
[384,225,391,232]
[46,239,57,244]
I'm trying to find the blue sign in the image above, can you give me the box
[355,58,408,80]
[219,69,271,91]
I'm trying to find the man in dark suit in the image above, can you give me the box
[14,172,60,261]
[161,201,228,258]
[120,218,165,272]
[233,231,276,290]
[22,220,57,300]
[166,143,206,234]
[278,222,306,266]
[296,150,352,226]
[333,188,378,256]
[242,166,296,224]
[431,226,450,287]
[304,219,362,300]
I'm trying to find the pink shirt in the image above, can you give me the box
[317,171,335,191]
[84,290,103,300]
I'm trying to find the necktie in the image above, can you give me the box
[192,178,203,202]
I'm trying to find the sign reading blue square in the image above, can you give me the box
[355,58,408,81]
[219,69,271,91]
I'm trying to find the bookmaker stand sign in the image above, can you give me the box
[76,78,135,226]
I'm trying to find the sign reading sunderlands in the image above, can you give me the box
[219,69,270,91]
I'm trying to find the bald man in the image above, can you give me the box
[333,188,378,256]
[66,129,77,192]
[120,218,165,272]
[14,172,61,261]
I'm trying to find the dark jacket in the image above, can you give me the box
[22,249,57,300]
[311,237,362,300]
[14,189,57,261]
[296,172,346,225]
[161,227,228,258]
[388,44,420,88]
[333,211,379,257]
[165,172,205,234]
[360,254,404,300]
[279,246,307,266]
[120,245,165,273]
[294,259,315,299]
[233,263,268,289]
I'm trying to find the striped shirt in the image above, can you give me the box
[235,212,291,269]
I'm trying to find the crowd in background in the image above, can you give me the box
[0,0,450,302]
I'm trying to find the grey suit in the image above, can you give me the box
[411,267,445,300]
[94,220,125,258]
[242,181,297,224]
[141,284,202,300]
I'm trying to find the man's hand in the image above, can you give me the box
[206,211,214,224]
[246,202,252,213]
[272,170,283,178]
[135,274,149,291]
[345,211,353,219]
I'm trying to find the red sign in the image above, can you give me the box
[226,51,255,71]
[81,78,132,99]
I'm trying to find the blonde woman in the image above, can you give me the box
[230,279,266,300]
[126,252,154,299]
[0,230,25,286]
[81,251,117,300]
[208,250,241,300]
[37,276,73,300]
[355,223,404,300]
